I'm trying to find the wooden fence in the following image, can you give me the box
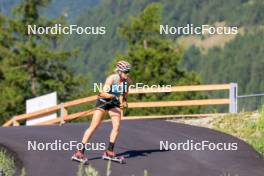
[2,83,237,127]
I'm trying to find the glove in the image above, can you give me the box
[120,101,128,109]
[97,93,104,99]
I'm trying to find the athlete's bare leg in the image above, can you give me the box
[81,109,106,144]
[108,107,121,143]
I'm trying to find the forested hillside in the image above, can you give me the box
[1,0,263,122]
[62,0,264,96]
[3,0,263,94]
[0,0,100,19]
[183,28,264,94]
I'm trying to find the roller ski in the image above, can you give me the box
[102,150,125,164]
[71,150,89,164]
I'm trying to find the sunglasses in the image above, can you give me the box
[123,70,130,74]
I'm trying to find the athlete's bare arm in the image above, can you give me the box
[98,75,115,99]
[120,77,132,108]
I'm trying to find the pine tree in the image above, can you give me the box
[112,3,201,116]
[0,0,88,124]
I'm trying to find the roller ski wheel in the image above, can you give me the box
[102,150,125,164]
[71,151,89,165]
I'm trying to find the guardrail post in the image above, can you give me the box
[13,120,20,126]
[60,103,66,125]
[120,95,124,119]
[11,116,17,127]
[229,83,238,113]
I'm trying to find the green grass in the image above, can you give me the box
[0,149,15,176]
[76,161,149,176]
[212,106,264,156]
[20,168,26,176]
[76,162,108,176]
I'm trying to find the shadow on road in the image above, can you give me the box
[89,149,168,161]
[118,149,168,159]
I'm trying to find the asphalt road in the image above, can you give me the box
[0,119,264,176]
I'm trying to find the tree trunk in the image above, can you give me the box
[28,55,37,96]
[143,39,148,49]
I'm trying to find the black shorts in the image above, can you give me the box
[95,98,120,111]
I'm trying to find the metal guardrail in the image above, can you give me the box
[238,93,264,98]
[237,93,264,98]
[237,93,264,112]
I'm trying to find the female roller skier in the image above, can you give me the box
[71,60,132,163]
